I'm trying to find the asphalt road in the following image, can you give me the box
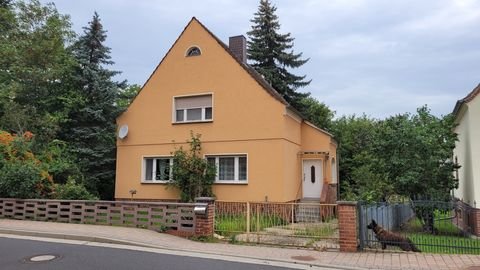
[0,237,299,270]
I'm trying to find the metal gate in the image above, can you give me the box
[215,201,339,249]
[358,200,480,254]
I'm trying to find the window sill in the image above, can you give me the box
[141,181,169,184]
[172,120,213,125]
[214,181,248,185]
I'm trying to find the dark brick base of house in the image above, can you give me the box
[455,200,480,236]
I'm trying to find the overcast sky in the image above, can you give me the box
[42,0,480,118]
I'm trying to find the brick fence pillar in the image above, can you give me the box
[337,201,358,252]
[194,197,215,237]
[471,208,480,236]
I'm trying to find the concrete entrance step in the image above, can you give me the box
[296,199,322,222]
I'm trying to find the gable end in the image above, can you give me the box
[119,17,289,119]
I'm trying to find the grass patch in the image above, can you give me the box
[408,233,480,254]
[405,211,462,235]
[215,214,286,236]
[399,213,480,254]
[294,222,337,238]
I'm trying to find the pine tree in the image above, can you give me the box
[63,12,126,199]
[247,0,311,109]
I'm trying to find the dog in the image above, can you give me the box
[367,219,421,252]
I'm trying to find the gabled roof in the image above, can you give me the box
[453,84,480,117]
[121,17,287,118]
[119,17,332,138]
[193,17,288,105]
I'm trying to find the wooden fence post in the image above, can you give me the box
[246,201,250,241]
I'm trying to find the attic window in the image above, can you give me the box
[186,46,201,57]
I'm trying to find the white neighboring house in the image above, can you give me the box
[453,84,480,206]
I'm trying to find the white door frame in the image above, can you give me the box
[302,159,323,199]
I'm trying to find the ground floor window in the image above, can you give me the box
[143,157,173,182]
[206,155,247,182]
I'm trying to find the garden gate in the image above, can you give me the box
[215,201,339,249]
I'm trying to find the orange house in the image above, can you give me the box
[115,18,338,203]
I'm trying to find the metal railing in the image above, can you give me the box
[215,201,339,249]
[0,198,196,233]
[358,200,480,254]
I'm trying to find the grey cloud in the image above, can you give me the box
[41,0,479,118]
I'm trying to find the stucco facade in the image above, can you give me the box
[453,85,480,206]
[115,18,337,202]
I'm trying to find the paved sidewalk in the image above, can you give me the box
[0,219,479,270]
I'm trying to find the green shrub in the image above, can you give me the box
[169,132,216,202]
[55,178,98,200]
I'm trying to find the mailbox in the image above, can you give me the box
[194,204,208,215]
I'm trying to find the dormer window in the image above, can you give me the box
[186,46,201,57]
[174,94,213,123]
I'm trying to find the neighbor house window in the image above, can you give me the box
[174,94,212,123]
[143,157,173,182]
[206,155,247,182]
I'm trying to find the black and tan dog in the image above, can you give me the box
[367,219,421,252]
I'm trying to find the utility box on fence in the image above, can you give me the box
[194,204,208,215]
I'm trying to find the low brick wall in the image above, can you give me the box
[0,198,214,237]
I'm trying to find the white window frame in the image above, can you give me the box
[172,93,213,123]
[205,154,248,184]
[141,156,174,183]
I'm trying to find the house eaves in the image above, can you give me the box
[453,84,480,118]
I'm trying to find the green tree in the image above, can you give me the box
[331,115,388,200]
[117,84,141,111]
[169,132,216,202]
[0,0,76,144]
[0,0,14,35]
[247,0,310,109]
[332,107,458,233]
[376,107,458,199]
[376,107,458,233]
[62,12,126,199]
[0,1,87,190]
[297,96,335,130]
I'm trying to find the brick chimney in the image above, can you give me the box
[229,35,246,63]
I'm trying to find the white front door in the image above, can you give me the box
[302,159,323,198]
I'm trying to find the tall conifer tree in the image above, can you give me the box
[247,0,311,109]
[64,12,125,199]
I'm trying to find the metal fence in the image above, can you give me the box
[0,198,197,234]
[215,201,339,249]
[359,200,480,254]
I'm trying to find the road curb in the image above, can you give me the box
[0,228,366,270]
[0,228,159,249]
